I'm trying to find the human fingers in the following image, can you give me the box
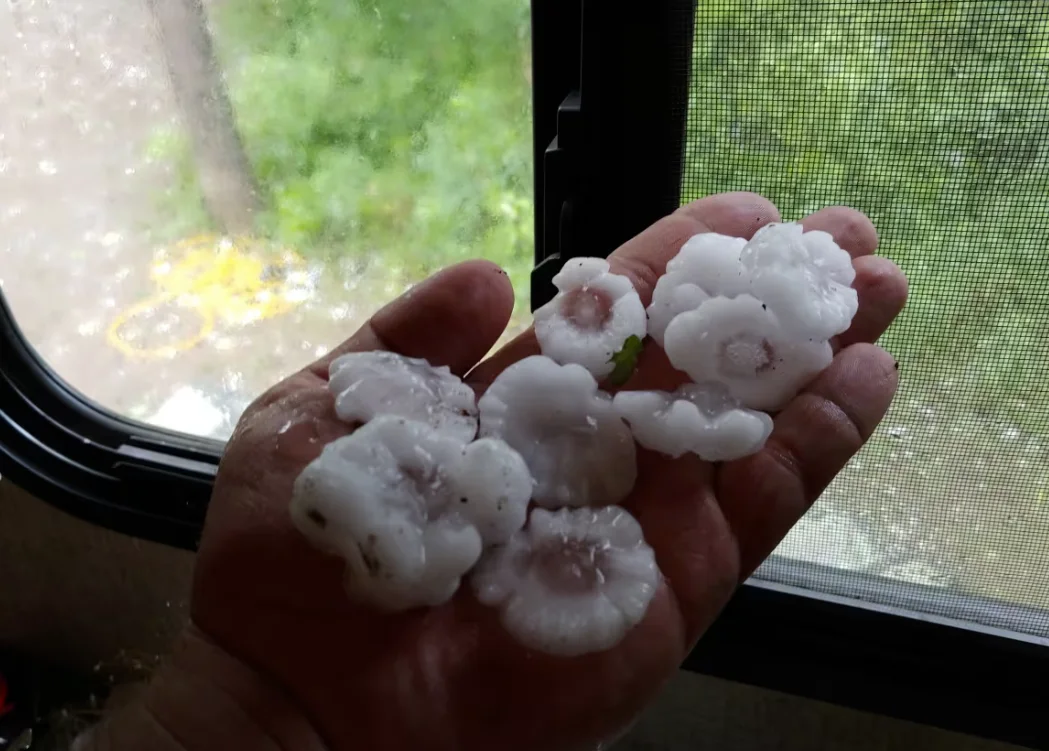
[715,343,900,576]
[837,254,908,350]
[306,259,516,380]
[626,205,903,392]
[801,205,879,258]
[801,206,908,350]
[613,192,783,302]
[468,193,781,383]
[247,259,515,412]
[623,450,742,645]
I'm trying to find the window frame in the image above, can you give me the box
[691,559,1049,749]
[1,1,1047,747]
[0,293,217,549]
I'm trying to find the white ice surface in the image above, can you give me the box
[478,355,637,508]
[328,350,478,443]
[471,506,660,656]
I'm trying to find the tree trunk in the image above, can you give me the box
[148,0,261,236]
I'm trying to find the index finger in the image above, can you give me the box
[468,192,781,383]
[245,259,515,432]
[308,259,516,380]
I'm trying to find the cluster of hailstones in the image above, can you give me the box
[290,222,857,657]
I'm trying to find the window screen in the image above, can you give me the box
[683,1,1049,632]
[0,0,532,441]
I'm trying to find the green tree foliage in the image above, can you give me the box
[152,0,1049,432]
[685,0,1049,431]
[152,0,534,303]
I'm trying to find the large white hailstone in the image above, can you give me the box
[646,275,710,348]
[478,355,637,508]
[471,506,660,657]
[533,257,647,379]
[289,416,532,611]
[328,351,478,443]
[613,383,774,461]
[740,222,858,340]
[443,438,535,546]
[646,232,748,346]
[667,232,751,297]
[663,295,833,412]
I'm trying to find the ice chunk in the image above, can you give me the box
[646,275,709,348]
[666,232,750,298]
[613,383,773,461]
[472,506,660,657]
[444,438,535,546]
[662,295,833,412]
[328,351,478,443]
[740,222,858,339]
[290,416,531,611]
[478,355,637,508]
[533,257,647,379]
[646,233,748,345]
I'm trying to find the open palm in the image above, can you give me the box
[188,193,907,751]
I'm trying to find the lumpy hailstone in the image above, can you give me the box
[533,257,647,378]
[328,350,479,443]
[478,355,637,508]
[741,222,858,340]
[471,505,659,657]
[646,232,748,346]
[613,383,774,461]
[289,416,532,611]
[445,438,535,546]
[662,294,833,412]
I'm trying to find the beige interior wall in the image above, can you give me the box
[0,480,192,672]
[0,479,1030,750]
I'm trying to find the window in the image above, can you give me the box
[679,2,1049,745]
[0,0,534,442]
[681,0,1049,637]
[2,1,1048,747]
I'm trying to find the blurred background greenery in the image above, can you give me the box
[148,0,535,307]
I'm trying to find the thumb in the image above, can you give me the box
[305,259,516,379]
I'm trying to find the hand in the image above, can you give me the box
[166,193,906,751]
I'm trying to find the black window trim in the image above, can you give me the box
[2,0,1048,748]
[0,292,217,549]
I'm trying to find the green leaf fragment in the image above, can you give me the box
[606,335,645,387]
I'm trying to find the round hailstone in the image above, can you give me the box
[740,222,858,340]
[646,233,749,346]
[533,257,647,379]
[478,355,637,508]
[290,416,531,611]
[613,383,774,461]
[471,506,660,657]
[328,350,478,443]
[662,295,833,412]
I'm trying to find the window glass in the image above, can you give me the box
[0,0,533,440]
[683,1,1049,625]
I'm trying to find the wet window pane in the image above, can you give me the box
[0,0,533,440]
[684,1,1049,621]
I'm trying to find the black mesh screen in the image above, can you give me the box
[682,1,1049,636]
